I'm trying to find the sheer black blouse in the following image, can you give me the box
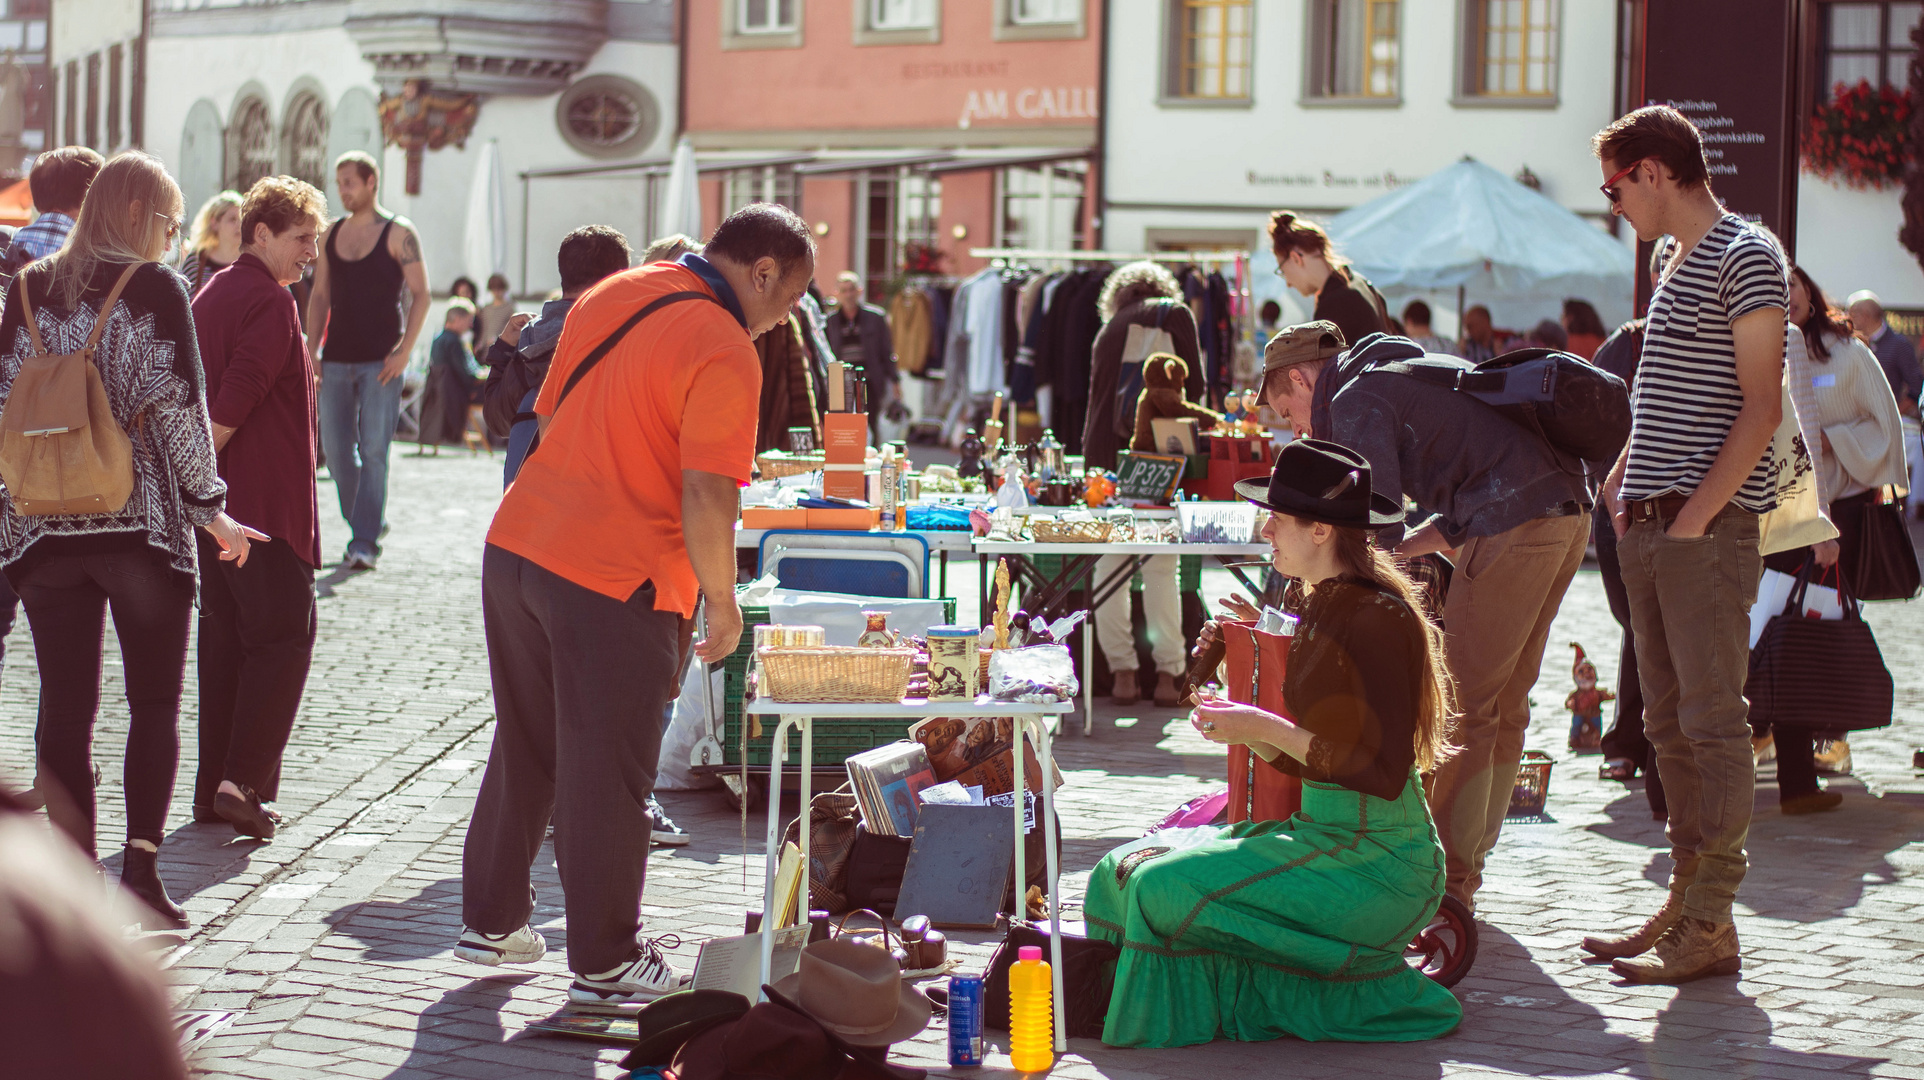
[1265,577,1425,802]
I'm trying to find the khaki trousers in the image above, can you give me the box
[1618,509,1762,924]
[1430,511,1591,910]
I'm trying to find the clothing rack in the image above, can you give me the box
[969,247,1244,265]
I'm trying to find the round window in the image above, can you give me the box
[556,75,659,159]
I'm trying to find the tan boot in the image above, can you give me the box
[1153,671,1180,707]
[1611,917,1741,984]
[1581,891,1685,959]
[1110,669,1139,706]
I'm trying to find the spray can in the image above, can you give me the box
[947,973,984,1067]
[880,447,899,530]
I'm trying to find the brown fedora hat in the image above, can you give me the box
[769,939,931,1047]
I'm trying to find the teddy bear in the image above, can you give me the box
[1131,353,1223,454]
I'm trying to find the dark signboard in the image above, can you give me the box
[1633,0,1804,308]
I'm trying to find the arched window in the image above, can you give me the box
[283,93,329,190]
[227,96,274,192]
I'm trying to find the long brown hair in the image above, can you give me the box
[48,151,182,309]
[1300,523,1458,772]
[1789,263,1857,362]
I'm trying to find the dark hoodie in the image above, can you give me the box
[1310,334,1589,547]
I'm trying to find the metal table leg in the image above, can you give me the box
[759,713,809,994]
[1016,712,1068,1052]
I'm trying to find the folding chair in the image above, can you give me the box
[757,531,930,599]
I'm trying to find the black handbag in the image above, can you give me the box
[1847,490,1921,602]
[1746,558,1894,733]
[842,825,912,917]
[981,921,1119,1041]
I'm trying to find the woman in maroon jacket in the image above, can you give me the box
[189,176,329,842]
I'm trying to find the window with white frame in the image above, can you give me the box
[1463,0,1557,99]
[725,166,798,215]
[870,0,934,29]
[1307,0,1399,99]
[740,0,798,33]
[998,162,1086,252]
[1817,2,1920,102]
[1012,0,1078,23]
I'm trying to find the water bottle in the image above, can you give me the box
[1008,945,1054,1073]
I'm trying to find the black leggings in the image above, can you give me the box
[12,545,193,855]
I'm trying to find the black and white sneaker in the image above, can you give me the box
[453,924,547,966]
[646,796,691,846]
[569,935,689,1006]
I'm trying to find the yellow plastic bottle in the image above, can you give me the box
[1008,945,1054,1073]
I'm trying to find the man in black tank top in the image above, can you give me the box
[304,151,431,570]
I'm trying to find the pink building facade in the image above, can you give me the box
[681,0,1101,291]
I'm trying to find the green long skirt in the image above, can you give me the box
[1085,773,1463,1048]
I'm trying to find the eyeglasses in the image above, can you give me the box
[1599,159,1645,205]
[155,212,183,241]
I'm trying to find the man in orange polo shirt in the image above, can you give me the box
[456,205,816,1005]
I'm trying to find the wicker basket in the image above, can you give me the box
[1029,517,1114,543]
[758,646,915,703]
[1507,750,1555,817]
[756,451,826,479]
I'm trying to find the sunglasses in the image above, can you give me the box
[1599,159,1645,205]
[154,212,184,241]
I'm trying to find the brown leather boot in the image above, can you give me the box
[1110,669,1139,706]
[1581,891,1685,959]
[1611,917,1741,984]
[1153,671,1180,707]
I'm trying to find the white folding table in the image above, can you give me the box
[745,697,1076,1052]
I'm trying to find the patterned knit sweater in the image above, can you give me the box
[0,260,227,582]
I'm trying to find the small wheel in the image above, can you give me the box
[1406,894,1477,988]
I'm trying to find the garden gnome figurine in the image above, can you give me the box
[1565,643,1613,752]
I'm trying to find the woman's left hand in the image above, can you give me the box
[204,513,269,568]
[1813,538,1841,568]
[1191,696,1284,746]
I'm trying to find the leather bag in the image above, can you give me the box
[1219,619,1303,823]
[981,921,1119,1040]
[1746,557,1893,734]
[0,264,142,516]
[1847,489,1921,601]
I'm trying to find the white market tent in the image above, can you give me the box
[1325,157,1637,334]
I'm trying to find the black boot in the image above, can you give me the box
[120,846,188,930]
[215,784,280,840]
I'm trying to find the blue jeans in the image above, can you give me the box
[319,361,404,558]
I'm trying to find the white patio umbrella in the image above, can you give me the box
[657,134,703,243]
[463,139,508,286]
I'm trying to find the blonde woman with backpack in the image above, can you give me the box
[0,151,261,929]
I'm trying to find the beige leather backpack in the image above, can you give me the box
[0,264,141,516]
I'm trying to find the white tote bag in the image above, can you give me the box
[1757,344,1839,554]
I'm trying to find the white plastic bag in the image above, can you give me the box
[987,644,1079,702]
[1748,567,1844,649]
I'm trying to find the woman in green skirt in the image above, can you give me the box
[1086,439,1464,1047]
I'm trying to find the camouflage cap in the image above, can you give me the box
[1262,320,1346,376]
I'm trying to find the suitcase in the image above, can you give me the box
[1218,619,1303,823]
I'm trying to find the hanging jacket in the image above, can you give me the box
[756,314,820,453]
[887,287,932,377]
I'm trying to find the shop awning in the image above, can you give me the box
[924,149,1091,175]
[519,147,1092,182]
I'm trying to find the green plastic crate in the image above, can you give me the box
[1030,554,1202,594]
[720,598,957,768]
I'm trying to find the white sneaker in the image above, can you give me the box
[454,925,547,965]
[568,935,689,1006]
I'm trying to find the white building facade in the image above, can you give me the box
[1100,0,1624,337]
[53,0,679,299]
[1099,1,1924,333]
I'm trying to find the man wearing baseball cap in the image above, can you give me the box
[1260,324,1591,918]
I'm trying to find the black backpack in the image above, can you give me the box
[1352,333,1632,465]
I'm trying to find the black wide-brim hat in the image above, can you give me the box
[1234,438,1403,530]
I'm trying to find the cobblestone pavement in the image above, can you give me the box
[3,450,1923,1080]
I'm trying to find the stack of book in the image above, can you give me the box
[845,741,937,837]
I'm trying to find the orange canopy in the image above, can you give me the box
[0,179,32,229]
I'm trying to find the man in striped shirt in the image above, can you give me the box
[1583,106,1787,985]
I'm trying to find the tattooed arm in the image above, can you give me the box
[380,218,432,385]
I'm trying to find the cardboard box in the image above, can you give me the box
[806,507,882,531]
[822,413,869,463]
[822,466,867,501]
[741,507,808,530]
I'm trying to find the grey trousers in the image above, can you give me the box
[463,544,690,975]
[1618,509,1762,925]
